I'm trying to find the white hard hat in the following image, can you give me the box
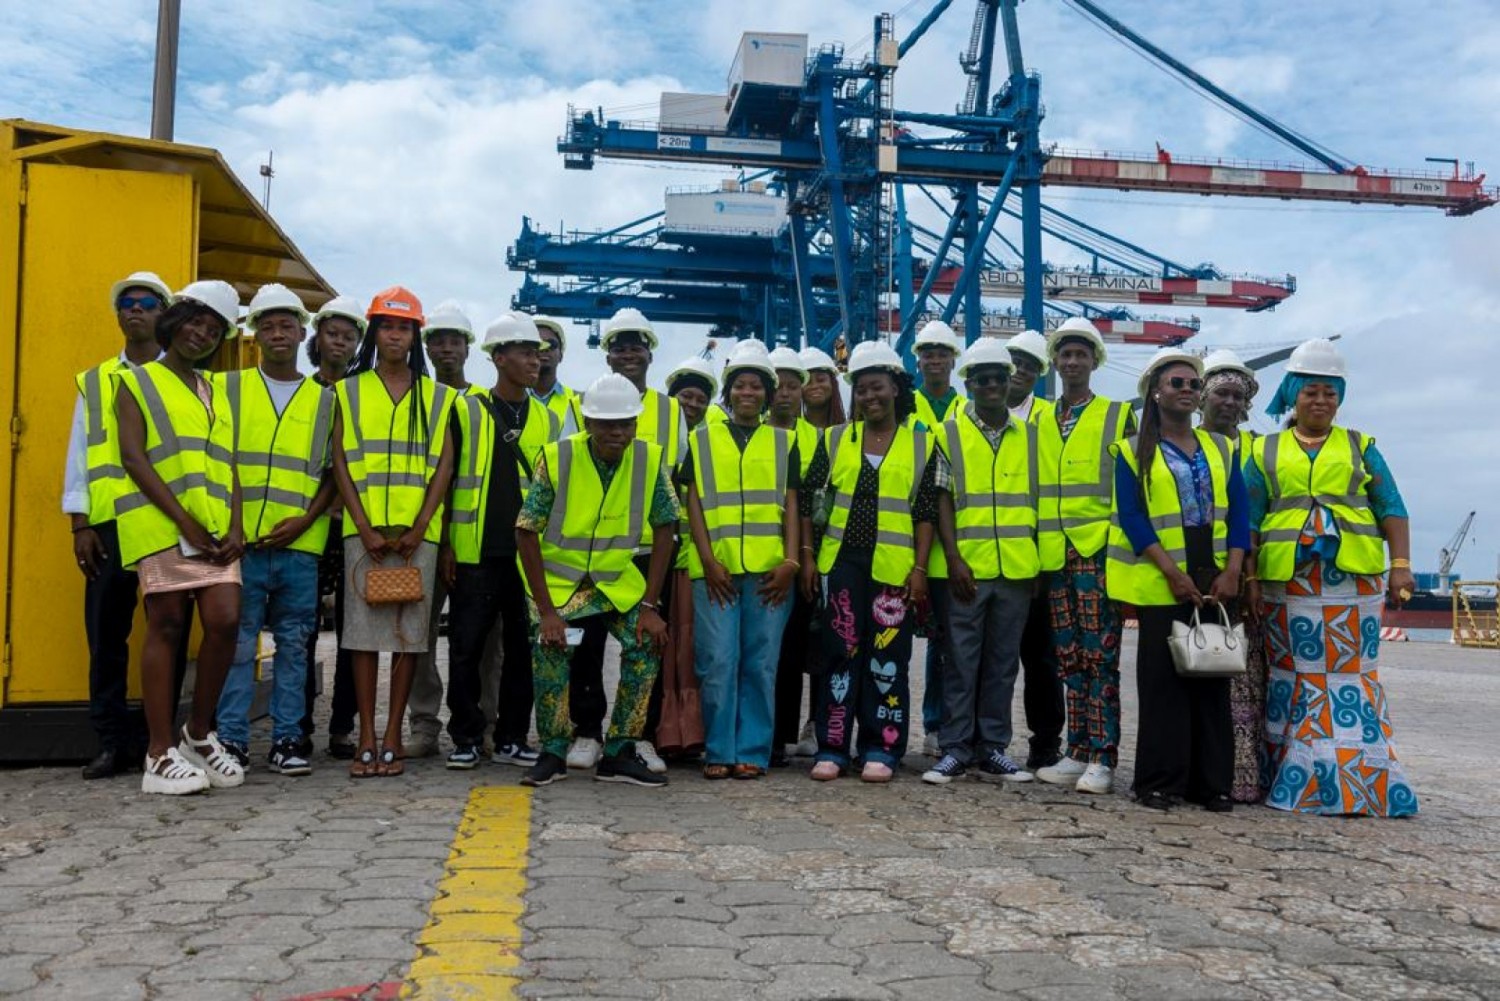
[1201,348,1254,381]
[843,340,906,384]
[1006,329,1050,374]
[173,280,240,333]
[580,372,645,420]
[245,283,310,330]
[1137,347,1204,399]
[721,339,778,388]
[423,299,475,343]
[665,356,719,398]
[600,308,659,350]
[110,270,172,308]
[1285,338,1346,379]
[532,314,567,351]
[1047,317,1108,367]
[481,312,543,352]
[799,346,839,374]
[767,346,809,384]
[310,294,369,335]
[956,338,1016,380]
[913,319,961,355]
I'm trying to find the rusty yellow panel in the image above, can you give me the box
[4,163,195,704]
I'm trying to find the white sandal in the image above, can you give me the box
[141,747,210,796]
[178,725,246,788]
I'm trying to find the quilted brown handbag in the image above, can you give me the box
[356,552,423,605]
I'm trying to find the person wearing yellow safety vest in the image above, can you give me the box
[1002,328,1065,772]
[798,341,943,783]
[565,308,687,775]
[515,373,678,788]
[681,342,801,780]
[531,315,583,435]
[800,346,848,431]
[406,299,483,758]
[921,339,1048,785]
[665,356,716,432]
[1196,348,1268,805]
[1034,318,1135,796]
[439,313,561,770]
[212,284,337,778]
[301,295,366,760]
[1108,348,1248,813]
[331,286,457,779]
[1245,338,1418,817]
[64,270,169,781]
[115,280,247,795]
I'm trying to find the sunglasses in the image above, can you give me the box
[117,294,162,311]
[967,372,1010,387]
[1165,376,1203,391]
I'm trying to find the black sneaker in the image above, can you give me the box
[594,750,668,787]
[446,745,482,770]
[294,735,315,759]
[520,753,568,787]
[1025,746,1062,772]
[921,754,967,785]
[267,739,311,776]
[492,742,541,767]
[977,749,1034,783]
[224,741,251,770]
[327,734,356,760]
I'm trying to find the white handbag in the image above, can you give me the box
[1168,603,1247,678]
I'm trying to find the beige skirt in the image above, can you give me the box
[138,548,242,595]
[341,536,438,653]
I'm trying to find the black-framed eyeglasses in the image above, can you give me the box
[1166,376,1203,391]
[117,294,162,311]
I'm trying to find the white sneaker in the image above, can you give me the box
[566,736,603,769]
[793,720,818,758]
[141,747,209,796]
[177,726,245,788]
[1035,756,1088,786]
[922,733,941,757]
[1075,762,1114,795]
[635,740,667,775]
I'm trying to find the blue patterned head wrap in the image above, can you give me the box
[1265,372,1346,418]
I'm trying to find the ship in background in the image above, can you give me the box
[1385,512,1499,630]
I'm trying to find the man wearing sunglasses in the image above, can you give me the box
[530,316,582,435]
[63,271,172,780]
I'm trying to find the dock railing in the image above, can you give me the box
[1452,584,1500,649]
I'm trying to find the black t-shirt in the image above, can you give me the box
[479,394,530,559]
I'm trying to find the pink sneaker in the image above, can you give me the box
[810,761,842,782]
[861,761,894,783]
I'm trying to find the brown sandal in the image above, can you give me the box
[703,764,731,780]
[732,764,765,780]
[350,748,378,779]
[376,746,404,777]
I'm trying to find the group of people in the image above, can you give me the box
[68,272,1419,817]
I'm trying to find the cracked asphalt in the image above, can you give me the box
[0,634,1497,1000]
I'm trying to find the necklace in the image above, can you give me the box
[1292,426,1329,446]
[493,394,527,427]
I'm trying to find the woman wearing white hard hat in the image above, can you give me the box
[1247,339,1418,817]
[799,340,942,783]
[799,346,847,429]
[114,280,247,794]
[1106,348,1248,813]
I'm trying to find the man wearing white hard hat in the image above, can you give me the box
[1034,318,1134,796]
[516,372,678,788]
[64,270,171,780]
[531,315,583,434]
[441,313,562,771]
[214,285,336,778]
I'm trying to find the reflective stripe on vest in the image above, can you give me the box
[77,359,135,526]
[1037,397,1128,566]
[114,363,235,568]
[1253,427,1384,581]
[338,372,453,542]
[449,394,562,563]
[940,410,1042,581]
[534,437,662,612]
[688,423,791,578]
[818,422,931,587]
[221,369,334,555]
[1105,430,1231,606]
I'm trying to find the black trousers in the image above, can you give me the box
[446,555,535,747]
[303,532,356,739]
[569,553,668,741]
[84,520,139,753]
[1132,527,1233,801]
[1018,580,1065,758]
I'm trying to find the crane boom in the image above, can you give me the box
[1438,512,1477,577]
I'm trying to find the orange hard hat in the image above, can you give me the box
[366,286,425,326]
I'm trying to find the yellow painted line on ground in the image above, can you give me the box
[403,786,532,1000]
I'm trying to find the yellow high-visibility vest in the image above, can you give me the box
[218,368,335,556]
[817,422,934,587]
[531,436,664,612]
[536,383,582,430]
[75,357,135,527]
[687,422,792,578]
[912,389,965,433]
[1253,427,1385,582]
[114,362,235,568]
[336,371,455,542]
[449,393,562,564]
[938,408,1043,582]
[1037,396,1130,567]
[1105,430,1232,606]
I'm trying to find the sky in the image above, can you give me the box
[9,0,1500,578]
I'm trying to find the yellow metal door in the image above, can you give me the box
[3,163,195,705]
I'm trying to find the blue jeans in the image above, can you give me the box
[693,575,793,768]
[218,548,320,746]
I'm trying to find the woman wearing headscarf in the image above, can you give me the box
[1245,338,1418,817]
[1198,349,1267,804]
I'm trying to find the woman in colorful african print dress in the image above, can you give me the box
[1244,339,1418,817]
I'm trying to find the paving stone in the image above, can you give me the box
[828,913,948,948]
[655,980,760,1001]
[524,900,640,932]
[147,944,296,985]
[0,953,44,994]
[756,963,896,1000]
[856,942,986,984]
[14,966,152,1001]
[889,976,1007,1000]
[635,946,770,982]
[627,916,744,949]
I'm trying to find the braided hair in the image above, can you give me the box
[352,316,433,452]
